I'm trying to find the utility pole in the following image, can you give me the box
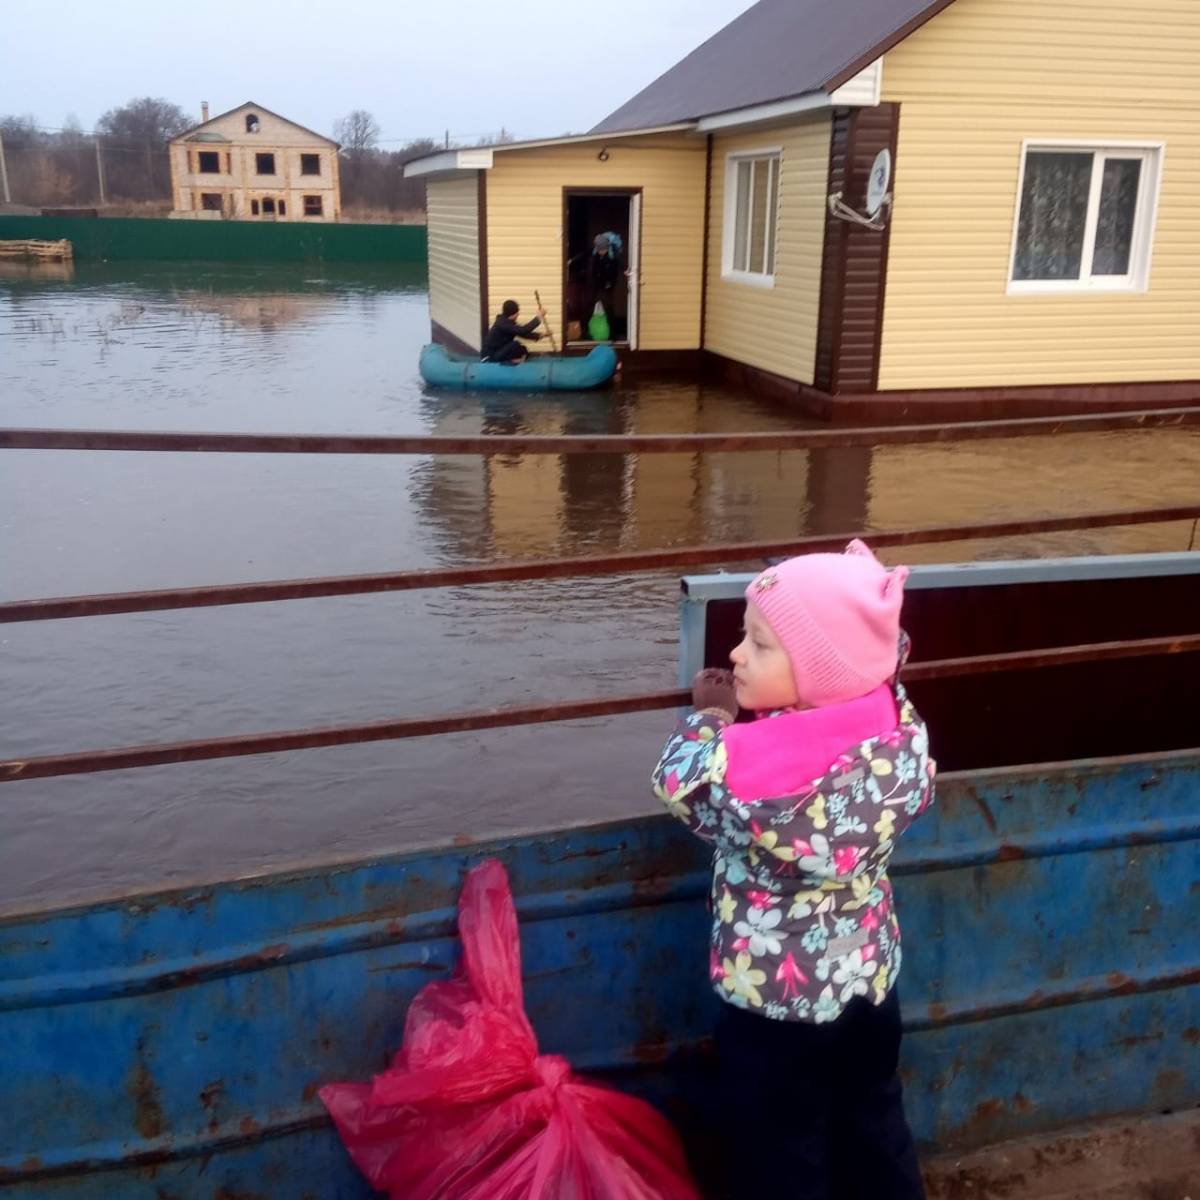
[444,129,450,150]
[95,136,107,206]
[0,132,11,205]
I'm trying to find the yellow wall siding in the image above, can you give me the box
[703,116,832,385]
[880,0,1200,389]
[484,136,707,351]
[426,175,482,351]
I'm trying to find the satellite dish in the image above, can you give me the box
[866,148,892,218]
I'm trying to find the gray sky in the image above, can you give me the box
[1,0,751,143]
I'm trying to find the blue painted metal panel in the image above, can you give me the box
[419,344,618,390]
[1,749,1197,1196]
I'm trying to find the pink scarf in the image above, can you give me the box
[721,684,898,801]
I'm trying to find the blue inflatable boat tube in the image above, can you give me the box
[419,343,618,391]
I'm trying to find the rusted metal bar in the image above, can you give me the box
[905,964,1200,1033]
[3,406,1200,456]
[0,690,687,782]
[2,636,1196,783]
[0,1112,329,1185]
[5,504,1198,624]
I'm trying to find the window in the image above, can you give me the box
[262,197,275,215]
[300,153,321,176]
[197,151,221,174]
[1009,143,1162,293]
[303,194,323,217]
[200,193,222,211]
[246,113,260,133]
[278,200,286,217]
[256,152,276,175]
[251,199,260,216]
[723,150,781,285]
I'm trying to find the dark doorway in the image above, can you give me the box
[564,192,637,346]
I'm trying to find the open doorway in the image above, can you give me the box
[564,190,640,349]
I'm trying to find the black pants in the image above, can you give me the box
[483,339,526,364]
[715,988,925,1200]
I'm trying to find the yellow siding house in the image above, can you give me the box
[410,0,1200,418]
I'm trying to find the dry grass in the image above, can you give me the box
[99,200,174,218]
[340,205,427,226]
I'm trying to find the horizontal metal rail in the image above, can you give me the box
[3,405,1200,456]
[3,635,1196,783]
[5,504,1198,624]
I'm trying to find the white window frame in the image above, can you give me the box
[722,147,782,288]
[1007,139,1164,296]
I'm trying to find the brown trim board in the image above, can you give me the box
[814,102,900,395]
[477,169,490,349]
[699,133,713,351]
[814,107,852,394]
[705,352,1200,423]
[430,321,478,358]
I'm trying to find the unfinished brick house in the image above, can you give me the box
[169,102,341,223]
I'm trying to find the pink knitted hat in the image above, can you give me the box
[745,540,909,707]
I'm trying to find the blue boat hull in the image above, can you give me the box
[1,749,1197,1197]
[419,343,618,390]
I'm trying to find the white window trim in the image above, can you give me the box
[722,146,782,288]
[1006,139,1164,296]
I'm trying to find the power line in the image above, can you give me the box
[12,121,523,148]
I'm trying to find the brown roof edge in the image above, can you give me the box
[823,0,959,92]
[173,101,339,148]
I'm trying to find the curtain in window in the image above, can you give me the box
[1013,151,1092,281]
[1092,158,1141,276]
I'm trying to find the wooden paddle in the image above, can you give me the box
[533,289,558,353]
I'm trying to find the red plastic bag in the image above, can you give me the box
[320,859,703,1200]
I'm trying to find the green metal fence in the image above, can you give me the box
[0,215,427,264]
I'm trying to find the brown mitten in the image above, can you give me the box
[691,668,739,723]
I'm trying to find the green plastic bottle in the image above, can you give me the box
[587,302,611,342]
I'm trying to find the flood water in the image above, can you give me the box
[3,260,1198,915]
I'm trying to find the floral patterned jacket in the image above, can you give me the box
[652,679,934,1024]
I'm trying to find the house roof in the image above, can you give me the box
[591,0,955,134]
[172,101,338,146]
[403,124,696,177]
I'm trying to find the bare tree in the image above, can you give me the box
[0,114,41,150]
[333,110,381,157]
[96,97,191,144]
[96,97,190,200]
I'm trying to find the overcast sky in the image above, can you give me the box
[1,0,751,143]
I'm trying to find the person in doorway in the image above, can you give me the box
[482,300,543,364]
[651,540,934,1200]
[582,232,624,336]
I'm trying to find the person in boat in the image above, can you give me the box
[652,540,934,1200]
[482,300,544,364]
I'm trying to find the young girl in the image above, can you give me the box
[652,540,934,1200]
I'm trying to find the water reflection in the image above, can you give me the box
[415,383,818,562]
[2,263,1198,914]
[0,259,75,284]
[416,379,1199,568]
